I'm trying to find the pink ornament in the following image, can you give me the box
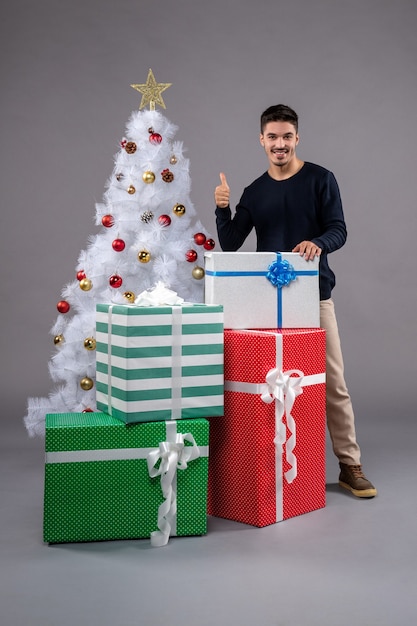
[194,232,206,246]
[203,238,216,250]
[102,214,114,228]
[185,249,198,263]
[158,214,171,227]
[109,274,123,288]
[57,300,70,314]
[112,238,126,252]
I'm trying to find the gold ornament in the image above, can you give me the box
[53,334,64,345]
[173,203,186,216]
[138,250,151,263]
[124,291,136,302]
[127,184,136,194]
[131,68,172,111]
[79,278,93,291]
[80,376,94,391]
[192,266,205,280]
[142,171,155,184]
[170,155,178,165]
[83,337,96,351]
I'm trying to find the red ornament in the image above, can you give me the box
[120,138,127,148]
[185,249,198,263]
[194,232,206,246]
[112,238,126,252]
[102,214,114,228]
[82,408,94,413]
[203,238,216,250]
[57,300,70,314]
[76,270,86,281]
[158,214,171,227]
[149,132,162,145]
[109,274,123,288]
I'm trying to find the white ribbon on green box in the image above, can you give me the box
[147,421,202,547]
[224,331,325,522]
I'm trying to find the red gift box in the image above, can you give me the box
[208,328,326,527]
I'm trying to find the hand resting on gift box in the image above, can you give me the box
[292,240,322,262]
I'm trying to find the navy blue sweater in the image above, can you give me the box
[215,162,347,300]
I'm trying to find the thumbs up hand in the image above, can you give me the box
[215,172,230,208]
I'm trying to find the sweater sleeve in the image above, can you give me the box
[215,199,254,251]
[311,171,347,253]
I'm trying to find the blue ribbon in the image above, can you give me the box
[266,257,297,288]
[205,253,318,327]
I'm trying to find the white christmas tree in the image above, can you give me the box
[24,69,216,437]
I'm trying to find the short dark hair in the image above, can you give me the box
[260,104,298,134]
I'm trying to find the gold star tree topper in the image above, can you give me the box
[131,69,172,110]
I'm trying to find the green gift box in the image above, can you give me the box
[96,303,224,424]
[44,413,209,545]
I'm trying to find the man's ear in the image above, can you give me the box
[259,133,265,147]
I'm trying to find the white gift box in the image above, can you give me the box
[204,252,320,329]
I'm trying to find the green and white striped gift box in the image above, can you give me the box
[96,303,224,424]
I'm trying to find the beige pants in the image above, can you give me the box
[320,299,361,465]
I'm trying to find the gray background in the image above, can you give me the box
[1,1,417,625]
[1,0,416,417]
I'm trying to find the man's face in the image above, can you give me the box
[260,121,299,169]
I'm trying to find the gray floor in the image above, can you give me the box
[1,407,416,626]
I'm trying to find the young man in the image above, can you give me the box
[214,104,376,498]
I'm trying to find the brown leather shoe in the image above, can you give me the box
[339,463,377,498]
